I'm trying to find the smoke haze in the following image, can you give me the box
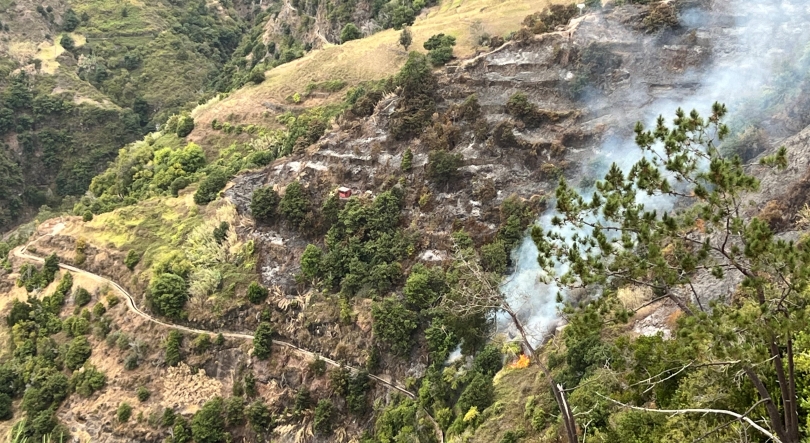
[498,0,810,346]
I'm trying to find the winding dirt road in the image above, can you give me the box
[14,244,416,392]
[12,239,444,442]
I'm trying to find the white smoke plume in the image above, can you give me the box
[499,0,810,347]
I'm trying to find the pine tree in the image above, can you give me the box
[534,103,801,443]
[399,27,413,51]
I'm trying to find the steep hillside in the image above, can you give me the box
[5,0,810,442]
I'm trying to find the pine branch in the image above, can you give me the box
[595,393,781,443]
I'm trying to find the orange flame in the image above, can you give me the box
[511,354,531,369]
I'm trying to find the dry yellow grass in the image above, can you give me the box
[617,285,652,311]
[193,0,567,131]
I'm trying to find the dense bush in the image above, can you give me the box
[124,249,141,271]
[313,399,334,435]
[253,322,274,360]
[137,386,151,402]
[318,187,410,295]
[176,115,195,137]
[165,330,183,366]
[427,150,464,187]
[371,297,418,356]
[247,400,274,434]
[0,393,11,421]
[224,396,245,427]
[65,336,92,370]
[340,23,362,43]
[279,181,310,229]
[480,240,508,273]
[70,365,107,397]
[456,373,495,413]
[403,264,447,311]
[193,169,231,205]
[74,287,91,306]
[251,186,281,223]
[522,4,578,34]
[246,282,269,304]
[192,397,226,443]
[117,402,132,423]
[424,34,457,66]
[192,333,212,354]
[390,53,437,140]
[148,273,188,319]
[401,148,413,171]
[331,367,370,414]
[212,221,229,244]
[300,244,323,280]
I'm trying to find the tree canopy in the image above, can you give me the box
[533,103,803,442]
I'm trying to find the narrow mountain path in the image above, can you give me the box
[12,241,444,442]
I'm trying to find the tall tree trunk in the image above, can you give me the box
[505,307,579,443]
[743,365,790,443]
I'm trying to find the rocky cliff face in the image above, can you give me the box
[230,0,810,351]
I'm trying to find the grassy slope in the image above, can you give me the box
[61,189,257,318]
[191,0,565,137]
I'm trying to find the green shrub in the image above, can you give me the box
[137,386,150,402]
[391,4,415,30]
[192,333,212,354]
[300,244,323,280]
[176,115,195,137]
[148,273,188,319]
[59,34,75,51]
[244,372,257,397]
[424,33,456,66]
[390,52,437,139]
[371,297,418,356]
[212,221,229,244]
[313,399,334,435]
[170,176,190,196]
[457,373,494,412]
[124,353,139,370]
[162,408,176,427]
[92,302,106,318]
[251,186,281,223]
[246,282,269,304]
[224,396,244,426]
[65,336,92,370]
[193,169,231,205]
[247,400,274,434]
[0,393,11,420]
[294,386,311,413]
[70,365,107,399]
[403,264,447,311]
[401,148,413,171]
[61,8,79,31]
[309,357,327,376]
[74,287,91,307]
[279,181,310,228]
[165,330,183,366]
[340,23,362,43]
[82,211,93,222]
[399,27,413,51]
[125,250,141,271]
[192,397,226,443]
[248,69,265,84]
[427,150,464,187]
[253,322,274,360]
[117,402,132,423]
[480,240,508,273]
[472,345,503,377]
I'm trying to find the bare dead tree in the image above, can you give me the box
[441,243,579,443]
